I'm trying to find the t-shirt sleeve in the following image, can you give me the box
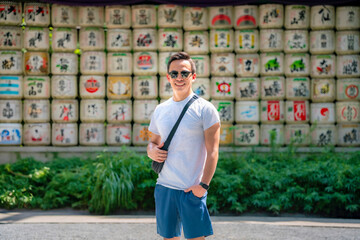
[202,101,221,131]
[148,107,160,135]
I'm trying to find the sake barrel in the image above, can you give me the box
[51,4,78,27]
[235,101,259,123]
[51,53,78,75]
[52,123,78,146]
[159,76,173,99]
[211,77,235,100]
[158,28,183,52]
[336,101,360,123]
[23,123,50,146]
[105,5,131,29]
[260,53,284,76]
[211,100,234,123]
[184,31,209,54]
[260,76,285,100]
[183,7,208,31]
[106,123,132,145]
[286,77,310,100]
[24,27,49,51]
[337,123,360,146]
[0,123,22,145]
[235,77,260,100]
[107,100,132,123]
[235,29,259,53]
[285,100,310,123]
[79,27,105,51]
[259,29,283,52]
[24,3,50,27]
[234,5,258,29]
[0,27,22,50]
[236,54,260,77]
[78,6,104,27]
[284,53,310,77]
[285,124,310,146]
[79,123,105,146]
[259,4,284,29]
[23,99,50,123]
[284,30,309,53]
[192,78,210,100]
[209,29,234,53]
[336,55,360,78]
[24,76,50,99]
[336,78,360,101]
[131,5,156,28]
[106,29,132,52]
[311,78,336,102]
[260,124,284,145]
[284,5,310,29]
[0,99,21,122]
[310,5,335,30]
[133,28,157,51]
[336,31,360,55]
[260,100,285,123]
[51,99,78,123]
[191,55,210,77]
[52,28,77,52]
[336,6,360,30]
[0,2,22,25]
[52,75,78,99]
[133,76,158,99]
[159,52,176,76]
[133,51,158,76]
[80,51,106,75]
[311,124,337,146]
[133,99,158,123]
[234,124,259,146]
[158,5,183,28]
[80,99,106,123]
[107,76,132,99]
[219,123,234,145]
[107,52,132,76]
[309,30,335,54]
[24,51,49,76]
[0,75,23,99]
[0,51,22,74]
[310,103,335,124]
[211,53,235,77]
[208,6,233,29]
[132,123,151,145]
[310,55,336,78]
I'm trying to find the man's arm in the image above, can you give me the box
[147,132,168,163]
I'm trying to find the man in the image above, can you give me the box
[147,52,220,240]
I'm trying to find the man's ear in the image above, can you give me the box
[192,73,196,82]
[167,73,171,82]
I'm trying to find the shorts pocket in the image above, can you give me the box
[189,191,207,200]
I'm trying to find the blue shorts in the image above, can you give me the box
[154,184,213,239]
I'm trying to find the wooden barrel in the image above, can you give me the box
[133,28,157,51]
[310,55,336,78]
[310,103,335,124]
[107,76,132,99]
[209,29,234,53]
[183,7,208,31]
[184,31,209,54]
[336,101,360,123]
[210,53,235,77]
[336,78,360,101]
[158,5,183,28]
[211,100,234,123]
[191,55,210,77]
[286,77,310,100]
[133,76,158,99]
[236,54,260,77]
[51,53,78,75]
[310,5,335,30]
[235,101,259,123]
[311,124,337,146]
[78,6,104,27]
[24,52,49,76]
[284,5,309,29]
[219,123,234,145]
[285,124,310,146]
[24,76,50,99]
[132,123,151,145]
[24,3,50,27]
[79,27,105,51]
[105,5,131,29]
[234,5,258,29]
[0,123,22,145]
[52,28,77,52]
[285,100,310,123]
[79,75,105,99]
[336,55,360,78]
[133,99,158,123]
[260,100,285,123]
[336,6,360,30]
[0,51,22,75]
[234,124,259,146]
[259,4,284,29]
[133,51,158,76]
[235,77,260,100]
[158,28,183,52]
[260,52,284,76]
[80,99,106,123]
[107,100,132,123]
[23,123,51,146]
[0,100,22,123]
[311,78,336,102]
[211,77,235,100]
[260,124,284,145]
[0,2,22,25]
[79,123,105,146]
[0,76,23,99]
[192,78,210,100]
[259,29,283,52]
[51,99,78,123]
[235,30,259,53]
[208,6,233,29]
[107,52,132,76]
[52,123,78,146]
[23,99,50,123]
[80,51,106,75]
[51,75,77,99]
[131,5,156,28]
[0,27,22,50]
[309,30,335,54]
[284,30,308,53]
[336,31,360,55]
[106,29,132,52]
[106,123,132,145]
[24,27,49,51]
[284,53,310,77]
[337,123,360,146]
[51,4,78,27]
[260,76,285,100]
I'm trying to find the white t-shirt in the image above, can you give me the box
[149,92,220,190]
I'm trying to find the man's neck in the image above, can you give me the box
[173,90,193,102]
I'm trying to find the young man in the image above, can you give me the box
[147,52,220,240]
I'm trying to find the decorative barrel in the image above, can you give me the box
[24,51,49,76]
[107,76,132,99]
[184,31,209,54]
[133,51,158,76]
[311,78,336,102]
[51,4,78,27]
[23,123,50,146]
[259,4,284,29]
[310,55,336,78]
[285,124,310,146]
[0,27,22,50]
[311,124,337,146]
[211,100,234,123]
[337,123,360,146]
[336,78,360,101]
[159,76,173,99]
[80,99,106,123]
[0,100,22,122]
[336,101,360,123]
[235,29,259,53]
[52,75,77,99]
[192,78,210,100]
[158,5,183,28]
[106,29,132,52]
[234,5,258,29]
[106,123,132,145]
[235,77,260,100]
[24,76,50,99]
[107,100,132,123]
[183,7,208,31]
[105,5,131,29]
[336,31,360,55]
[191,55,210,77]
[234,124,259,146]
[260,52,284,76]
[336,55,360,78]
[0,2,22,25]
[284,5,310,29]
[0,51,22,75]
[309,30,335,54]
[133,76,158,99]
[310,103,335,124]
[132,123,151,145]
[24,27,49,51]
[336,6,360,30]
[159,52,176,76]
[52,28,77,52]
[284,53,310,77]
[284,30,308,53]
[260,124,284,146]
[209,29,234,53]
[260,76,285,100]
[219,124,234,145]
[208,6,233,29]
[107,52,132,76]
[51,99,78,123]
[0,123,22,145]
[131,5,156,28]
[80,51,106,75]
[51,53,78,75]
[133,28,157,51]
[286,77,310,100]
[285,100,310,123]
[235,101,259,123]
[0,76,23,99]
[211,77,235,100]
[259,29,283,52]
[211,53,235,77]
[133,99,158,123]
[310,5,335,30]
[78,6,104,27]
[158,28,183,52]
[52,123,78,146]
[79,27,105,51]
[236,54,260,77]
[260,100,285,123]
[24,3,50,27]
[79,75,105,99]
[79,123,105,146]
[23,99,50,123]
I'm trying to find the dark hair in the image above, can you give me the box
[167,52,196,74]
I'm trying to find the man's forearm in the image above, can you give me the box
[200,150,218,185]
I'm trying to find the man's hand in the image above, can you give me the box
[184,184,207,198]
[147,142,168,163]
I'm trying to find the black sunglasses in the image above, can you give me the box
[168,70,192,79]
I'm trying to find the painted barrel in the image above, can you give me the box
[184,31,209,54]
[23,123,50,146]
[78,6,104,27]
[259,4,284,29]
[235,77,260,100]
[51,99,78,123]
[52,28,77,52]
[208,6,233,29]
[79,123,105,146]
[235,29,259,53]
[285,100,310,123]
[311,78,336,102]
[80,51,106,75]
[260,124,284,145]
[52,75,78,99]
[310,103,335,124]
[0,2,22,25]
[0,123,22,145]
[259,29,283,52]
[336,55,360,78]
[236,54,260,77]
[284,53,310,77]
[106,29,132,52]
[159,52,176,76]
[310,55,336,78]
[105,5,131,29]
[51,53,78,75]
[260,100,285,123]
[183,7,208,31]
[219,124,234,145]
[234,124,259,146]
[24,76,50,99]
[336,6,360,30]
[310,5,335,30]
[309,30,335,54]
[132,123,151,145]
[133,28,157,51]
[131,5,156,28]
[23,99,50,123]
[284,5,310,29]
[106,123,132,145]
[158,5,183,28]
[0,100,22,122]
[260,52,284,76]
[234,5,258,29]
[192,78,210,100]
[235,101,259,123]
[80,75,106,99]
[336,31,360,55]
[260,76,285,100]
[24,51,49,76]
[107,100,132,123]
[285,124,310,146]
[107,76,132,99]
[0,27,22,50]
[284,30,308,53]
[209,29,234,53]
[158,28,183,52]
[107,52,132,76]
[211,100,234,123]
[0,51,22,75]
[51,4,78,27]
[79,27,105,51]
[311,124,337,146]
[337,123,360,146]
[336,78,360,101]
[133,51,158,76]
[211,77,235,100]
[286,77,310,100]
[191,55,210,77]
[24,27,49,51]
[24,3,50,27]
[52,123,78,146]
[211,53,235,77]
[80,99,106,123]
[336,101,360,123]
[133,76,158,99]
[0,76,23,99]
[133,99,158,123]
[159,76,173,99]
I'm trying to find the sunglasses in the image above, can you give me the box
[168,70,192,79]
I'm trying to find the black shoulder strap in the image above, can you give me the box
[160,95,198,151]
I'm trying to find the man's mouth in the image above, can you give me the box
[175,82,185,86]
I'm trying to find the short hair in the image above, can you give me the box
[167,52,196,74]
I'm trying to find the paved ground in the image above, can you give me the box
[0,209,359,240]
